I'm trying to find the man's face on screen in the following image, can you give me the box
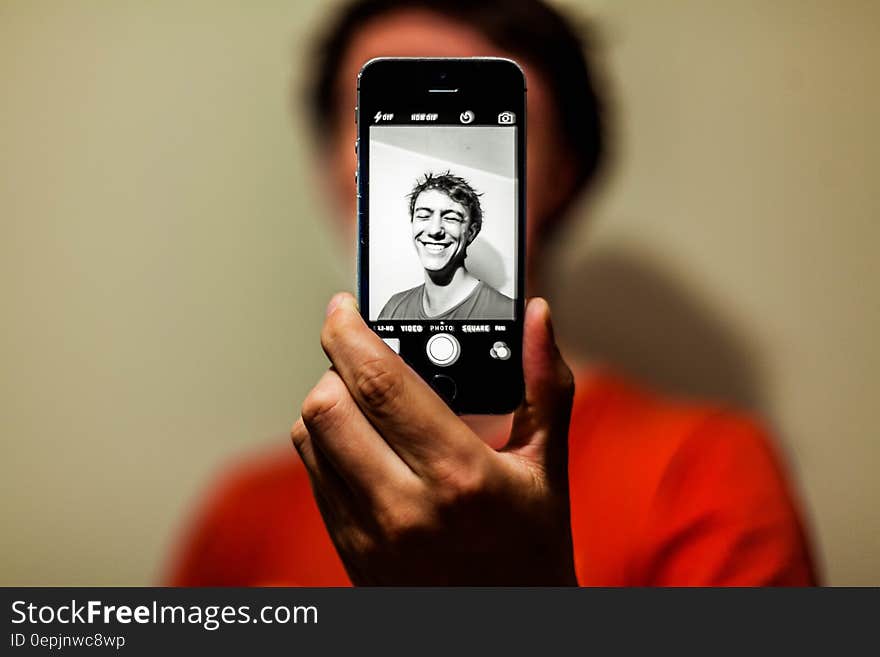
[411,189,476,273]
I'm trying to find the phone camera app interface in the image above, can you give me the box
[368,124,518,324]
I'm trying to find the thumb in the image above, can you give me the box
[505,297,575,479]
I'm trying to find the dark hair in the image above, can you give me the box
[408,172,483,231]
[305,0,606,216]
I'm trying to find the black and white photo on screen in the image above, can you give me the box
[368,125,517,321]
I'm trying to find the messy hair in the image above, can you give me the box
[408,172,483,232]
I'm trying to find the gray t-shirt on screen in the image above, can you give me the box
[378,280,514,320]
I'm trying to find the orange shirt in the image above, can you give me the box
[165,370,818,586]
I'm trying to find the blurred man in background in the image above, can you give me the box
[167,0,817,586]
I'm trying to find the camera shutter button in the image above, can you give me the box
[426,333,460,367]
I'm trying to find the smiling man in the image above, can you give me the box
[167,0,818,588]
[379,172,513,320]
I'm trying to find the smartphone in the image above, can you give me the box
[356,57,526,414]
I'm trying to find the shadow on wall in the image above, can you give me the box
[552,245,767,415]
[467,237,508,292]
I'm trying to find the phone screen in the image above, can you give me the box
[357,58,525,413]
[368,125,517,322]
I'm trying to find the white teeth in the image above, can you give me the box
[423,243,447,253]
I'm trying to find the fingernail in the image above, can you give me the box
[326,292,355,317]
[531,297,555,339]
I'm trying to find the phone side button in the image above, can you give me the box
[430,374,457,403]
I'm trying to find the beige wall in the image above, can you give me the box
[1,1,877,585]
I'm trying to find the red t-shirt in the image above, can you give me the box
[165,370,818,586]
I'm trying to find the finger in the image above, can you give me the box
[320,293,486,480]
[291,417,374,572]
[301,369,421,508]
[291,417,354,519]
[505,297,575,479]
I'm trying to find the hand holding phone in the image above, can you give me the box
[292,293,577,585]
[292,59,577,584]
